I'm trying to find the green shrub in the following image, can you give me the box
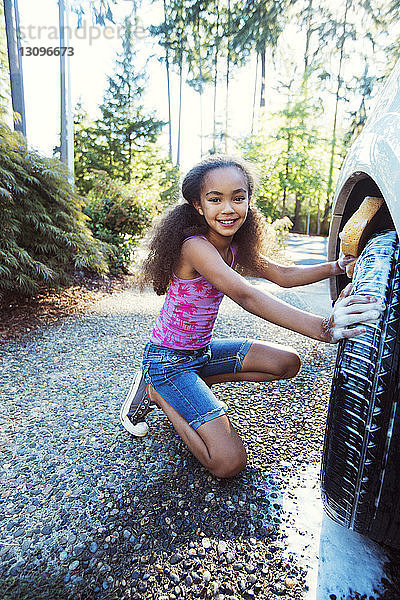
[272,216,293,247]
[0,121,109,299]
[84,170,164,271]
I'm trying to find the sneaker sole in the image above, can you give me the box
[120,374,150,437]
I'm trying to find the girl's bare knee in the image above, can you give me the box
[208,448,247,479]
[282,350,301,379]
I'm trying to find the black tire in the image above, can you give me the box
[321,229,400,547]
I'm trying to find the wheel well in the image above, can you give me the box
[341,177,393,233]
[329,174,395,300]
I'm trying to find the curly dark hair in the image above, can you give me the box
[141,155,269,295]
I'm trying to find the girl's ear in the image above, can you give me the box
[193,201,204,216]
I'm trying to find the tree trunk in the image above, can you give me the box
[200,91,204,157]
[176,53,183,167]
[128,135,132,183]
[322,0,351,226]
[224,50,230,153]
[282,187,287,216]
[294,192,302,232]
[212,6,220,154]
[302,0,313,95]
[163,0,173,162]
[197,15,204,157]
[282,133,291,216]
[59,0,74,183]
[317,202,321,235]
[127,78,132,183]
[212,54,218,153]
[165,52,173,162]
[3,0,26,135]
[251,53,259,136]
[260,43,266,108]
[224,0,231,154]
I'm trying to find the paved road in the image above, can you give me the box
[286,234,331,317]
[251,234,331,319]
[286,234,328,266]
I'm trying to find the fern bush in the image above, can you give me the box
[0,121,109,299]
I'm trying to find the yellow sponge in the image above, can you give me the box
[340,196,384,277]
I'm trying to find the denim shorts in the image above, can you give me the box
[142,338,253,430]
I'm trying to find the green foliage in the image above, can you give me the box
[271,216,293,246]
[150,0,289,156]
[240,83,329,233]
[0,120,108,299]
[74,102,180,271]
[71,0,121,27]
[231,0,286,57]
[83,170,166,271]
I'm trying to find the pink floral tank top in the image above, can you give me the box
[151,238,236,350]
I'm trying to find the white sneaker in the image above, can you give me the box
[119,372,154,437]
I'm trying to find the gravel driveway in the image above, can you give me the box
[0,280,391,599]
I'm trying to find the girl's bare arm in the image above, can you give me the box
[182,238,381,343]
[252,255,352,288]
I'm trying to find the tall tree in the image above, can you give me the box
[150,0,174,162]
[185,0,213,157]
[73,100,102,193]
[151,0,188,166]
[211,2,221,153]
[207,0,249,152]
[317,0,386,229]
[75,18,163,183]
[241,81,326,233]
[3,0,25,135]
[237,0,286,108]
[322,0,353,227]
[0,1,10,112]
[59,0,74,180]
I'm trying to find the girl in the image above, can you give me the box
[120,155,384,479]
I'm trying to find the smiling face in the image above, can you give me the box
[194,167,250,239]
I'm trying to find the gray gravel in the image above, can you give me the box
[0,282,383,599]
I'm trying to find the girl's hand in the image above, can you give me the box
[336,252,357,273]
[323,283,386,343]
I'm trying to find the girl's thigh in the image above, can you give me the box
[199,338,253,378]
[201,338,300,379]
[241,340,301,377]
[147,367,227,431]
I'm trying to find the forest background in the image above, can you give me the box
[1,0,400,298]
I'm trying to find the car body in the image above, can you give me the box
[328,59,400,301]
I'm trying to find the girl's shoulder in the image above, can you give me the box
[176,236,209,280]
[182,235,237,269]
[183,235,208,244]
